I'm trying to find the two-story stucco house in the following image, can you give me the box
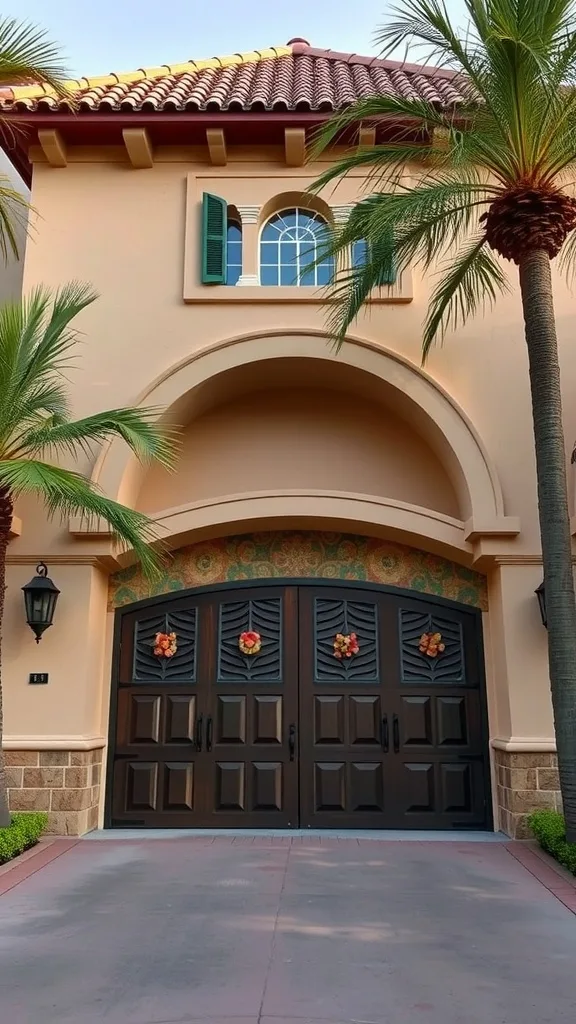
[0,37,568,838]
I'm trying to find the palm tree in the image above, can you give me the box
[311,0,576,838]
[0,284,177,827]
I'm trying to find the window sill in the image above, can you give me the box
[183,270,413,304]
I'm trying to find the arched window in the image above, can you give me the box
[226,217,242,286]
[260,208,334,286]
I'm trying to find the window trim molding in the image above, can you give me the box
[184,273,413,303]
[183,174,413,303]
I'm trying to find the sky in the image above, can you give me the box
[8,0,468,78]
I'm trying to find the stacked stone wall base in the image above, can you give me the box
[494,749,560,838]
[6,749,103,835]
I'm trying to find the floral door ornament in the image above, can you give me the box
[333,632,360,659]
[418,632,445,658]
[239,630,262,655]
[153,632,177,658]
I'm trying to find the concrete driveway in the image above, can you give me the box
[0,834,574,1024]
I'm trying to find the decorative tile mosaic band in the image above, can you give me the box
[109,532,487,610]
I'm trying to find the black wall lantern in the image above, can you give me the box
[535,579,547,629]
[22,563,60,643]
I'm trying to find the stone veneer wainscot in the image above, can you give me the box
[6,749,103,835]
[494,748,561,838]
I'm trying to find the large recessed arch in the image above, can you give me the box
[87,331,518,561]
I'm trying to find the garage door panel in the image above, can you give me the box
[109,583,489,831]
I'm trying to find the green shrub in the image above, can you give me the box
[0,812,48,865]
[528,809,576,875]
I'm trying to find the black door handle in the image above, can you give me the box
[381,714,389,753]
[393,714,400,753]
[288,723,296,761]
[195,713,203,752]
[206,716,213,753]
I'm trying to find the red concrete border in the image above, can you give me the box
[0,838,79,896]
[506,842,576,915]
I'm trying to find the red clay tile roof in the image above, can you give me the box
[0,39,470,114]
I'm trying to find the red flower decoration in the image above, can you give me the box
[239,630,262,655]
[153,632,177,658]
[333,632,360,659]
[418,632,445,658]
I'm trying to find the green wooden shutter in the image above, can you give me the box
[201,192,227,284]
[373,227,397,286]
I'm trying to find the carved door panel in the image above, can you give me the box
[111,594,209,827]
[200,586,299,827]
[387,600,488,828]
[298,588,392,828]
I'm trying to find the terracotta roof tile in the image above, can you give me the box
[0,40,472,115]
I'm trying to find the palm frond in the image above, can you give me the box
[24,281,98,384]
[307,175,500,349]
[310,141,461,197]
[0,285,97,452]
[370,0,576,184]
[310,94,468,158]
[0,178,29,263]
[315,179,492,281]
[374,0,492,102]
[18,407,180,468]
[0,17,72,99]
[307,0,576,373]
[0,459,165,579]
[0,285,182,578]
[557,225,576,279]
[322,259,390,352]
[422,235,510,358]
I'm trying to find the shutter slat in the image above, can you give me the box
[201,192,227,284]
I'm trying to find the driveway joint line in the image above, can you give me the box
[257,843,291,1023]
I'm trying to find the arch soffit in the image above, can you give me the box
[91,331,518,544]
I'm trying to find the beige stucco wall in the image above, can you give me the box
[3,146,568,832]
[137,385,460,517]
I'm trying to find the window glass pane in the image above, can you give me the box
[297,210,316,228]
[227,240,242,263]
[260,241,278,265]
[260,264,279,285]
[227,264,242,286]
[317,261,334,286]
[225,220,242,287]
[300,267,315,286]
[280,241,297,267]
[299,243,315,267]
[280,209,297,228]
[353,239,368,266]
[280,263,298,286]
[262,219,282,240]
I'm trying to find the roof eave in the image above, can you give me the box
[3,109,416,187]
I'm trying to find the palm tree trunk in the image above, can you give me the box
[0,487,12,828]
[519,249,576,842]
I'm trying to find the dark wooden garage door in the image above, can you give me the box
[108,583,489,829]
